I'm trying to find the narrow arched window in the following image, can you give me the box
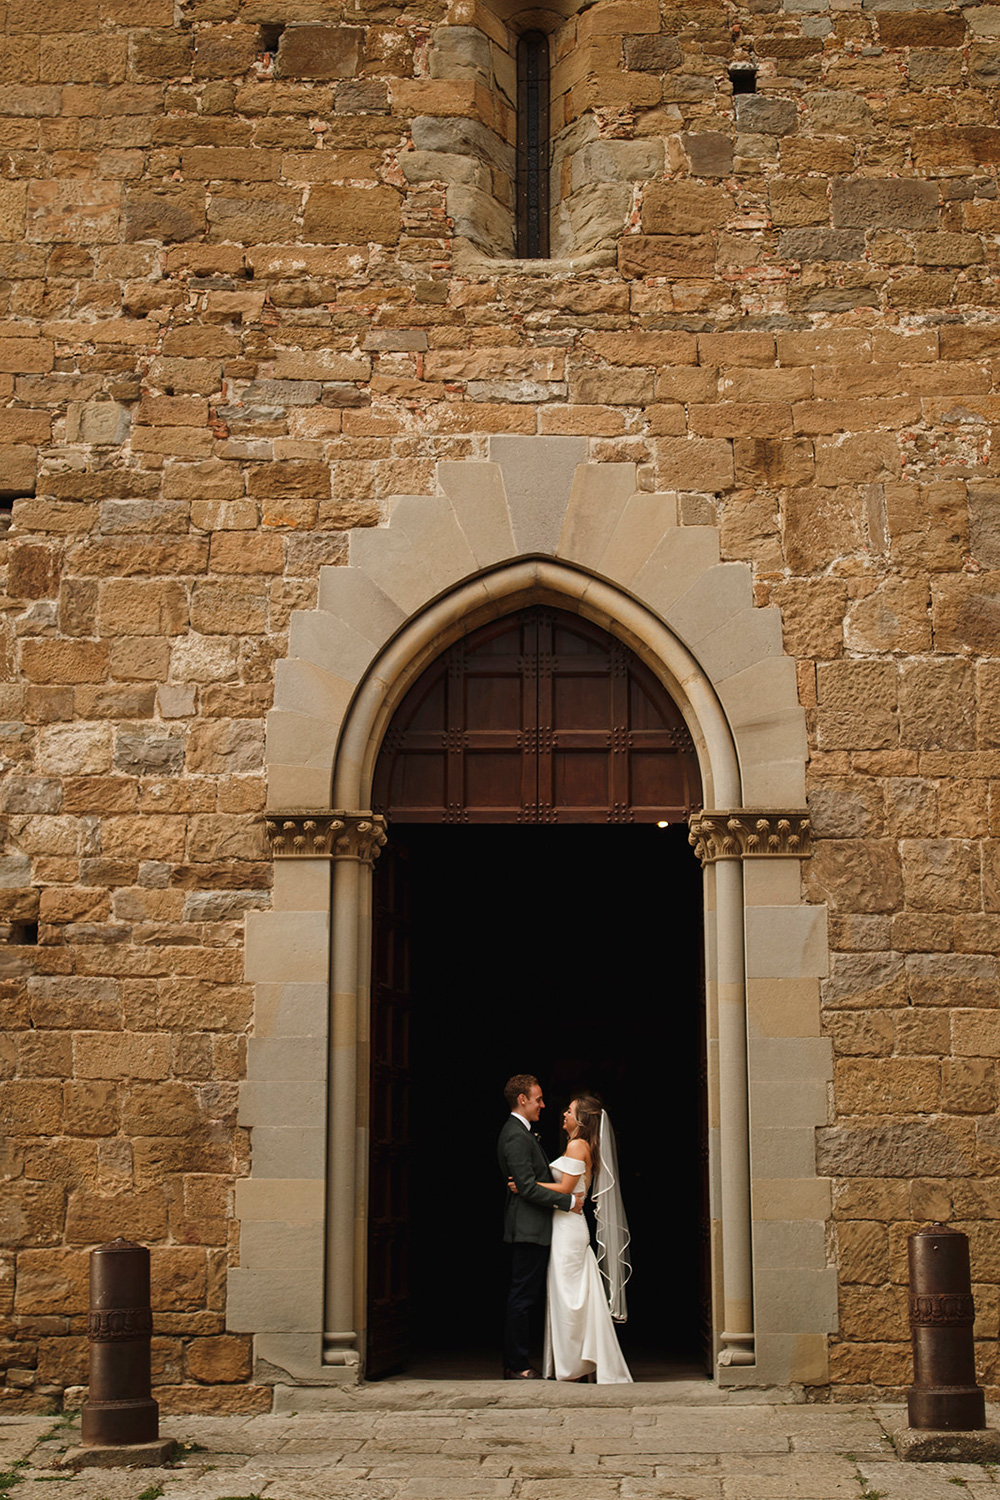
[516,31,550,259]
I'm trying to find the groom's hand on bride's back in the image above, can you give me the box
[508,1177,582,1212]
[508,1175,583,1213]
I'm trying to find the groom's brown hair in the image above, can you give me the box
[504,1074,539,1109]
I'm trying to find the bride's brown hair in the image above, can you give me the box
[568,1092,602,1179]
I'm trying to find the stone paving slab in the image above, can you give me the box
[1,1395,999,1500]
[622,1481,721,1500]
[856,1458,1000,1496]
[714,1454,860,1497]
[0,1420,61,1466]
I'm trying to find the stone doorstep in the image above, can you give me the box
[62,1439,178,1469]
[267,1380,801,1413]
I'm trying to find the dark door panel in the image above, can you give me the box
[373,607,699,826]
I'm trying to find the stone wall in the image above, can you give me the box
[1,0,1000,1409]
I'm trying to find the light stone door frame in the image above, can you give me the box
[230,438,835,1395]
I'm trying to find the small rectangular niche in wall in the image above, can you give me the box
[0,480,35,533]
[257,24,285,71]
[8,922,38,945]
[729,66,757,94]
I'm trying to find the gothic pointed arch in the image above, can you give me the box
[233,438,835,1398]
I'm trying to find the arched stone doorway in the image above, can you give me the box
[365,605,705,1377]
[231,439,834,1398]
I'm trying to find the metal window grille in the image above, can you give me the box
[516,31,550,259]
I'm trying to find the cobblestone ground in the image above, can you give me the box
[3,1389,1000,1500]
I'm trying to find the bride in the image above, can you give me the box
[517,1092,633,1384]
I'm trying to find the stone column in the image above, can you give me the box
[689,811,811,1371]
[321,814,387,1367]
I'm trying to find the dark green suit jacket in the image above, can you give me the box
[498,1114,573,1244]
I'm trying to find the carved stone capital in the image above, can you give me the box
[688,810,811,865]
[265,812,387,863]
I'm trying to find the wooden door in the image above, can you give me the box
[373,607,699,824]
[366,840,412,1378]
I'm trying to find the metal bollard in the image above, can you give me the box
[907,1224,985,1432]
[81,1238,160,1447]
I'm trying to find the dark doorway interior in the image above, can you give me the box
[374,821,708,1380]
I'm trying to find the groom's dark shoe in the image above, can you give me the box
[504,1367,542,1379]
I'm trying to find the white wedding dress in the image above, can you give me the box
[543,1155,633,1384]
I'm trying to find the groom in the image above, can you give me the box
[498,1073,580,1379]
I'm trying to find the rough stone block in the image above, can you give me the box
[816,660,897,745]
[779,228,864,261]
[784,485,866,573]
[769,178,830,227]
[207,188,298,244]
[0,182,27,242]
[303,185,401,245]
[968,3,1000,36]
[808,839,904,912]
[13,1249,88,1314]
[574,141,665,189]
[908,47,963,85]
[192,26,258,79]
[190,581,267,635]
[124,187,206,244]
[642,181,731,235]
[40,33,127,84]
[816,1122,972,1177]
[735,95,799,135]
[0,446,38,497]
[97,580,187,638]
[845,579,932,655]
[653,435,734,491]
[411,115,514,175]
[901,838,980,914]
[0,1178,64,1245]
[184,1334,252,1384]
[624,34,682,69]
[448,183,515,256]
[247,462,328,501]
[277,26,363,80]
[131,31,194,80]
[680,132,733,177]
[20,639,109,684]
[618,234,716,277]
[67,402,131,446]
[26,181,120,244]
[428,24,492,81]
[966,480,1000,568]
[690,402,792,438]
[879,11,966,46]
[832,178,939,229]
[0,83,61,115]
[915,231,985,265]
[898,659,976,750]
[814,431,899,486]
[933,576,1000,654]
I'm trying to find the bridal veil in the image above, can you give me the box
[593,1110,632,1322]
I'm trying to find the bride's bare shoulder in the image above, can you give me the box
[566,1138,590,1161]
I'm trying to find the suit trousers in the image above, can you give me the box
[504,1242,549,1372]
